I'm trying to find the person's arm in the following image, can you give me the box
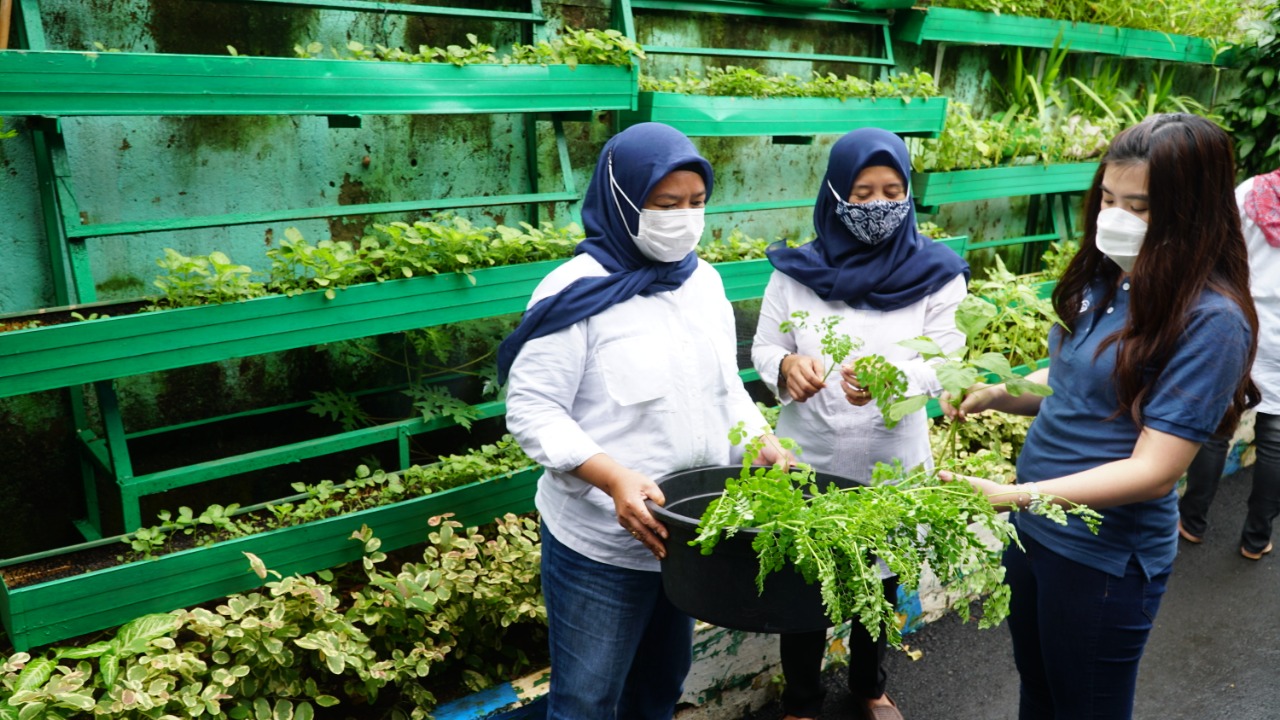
[958,425,1198,511]
[504,325,670,559]
[942,367,1050,420]
[751,274,826,403]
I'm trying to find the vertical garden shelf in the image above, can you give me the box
[912,162,1100,212]
[0,467,541,651]
[618,93,947,137]
[892,7,1228,65]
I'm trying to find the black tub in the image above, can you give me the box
[649,465,864,634]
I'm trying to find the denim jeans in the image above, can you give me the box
[540,522,694,720]
[1179,412,1280,554]
[1004,532,1170,720]
[778,576,896,717]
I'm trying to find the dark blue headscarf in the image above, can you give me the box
[497,123,714,383]
[767,128,968,310]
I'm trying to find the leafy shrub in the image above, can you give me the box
[296,28,644,68]
[1220,2,1280,179]
[2,515,544,719]
[640,67,940,99]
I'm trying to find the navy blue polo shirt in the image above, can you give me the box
[1014,278,1252,578]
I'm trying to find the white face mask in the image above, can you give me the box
[1095,207,1148,273]
[609,154,704,263]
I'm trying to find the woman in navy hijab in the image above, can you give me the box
[503,123,784,719]
[751,128,969,720]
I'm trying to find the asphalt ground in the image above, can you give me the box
[739,466,1280,720]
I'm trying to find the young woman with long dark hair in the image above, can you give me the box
[946,113,1259,719]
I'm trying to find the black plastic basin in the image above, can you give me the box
[649,465,864,634]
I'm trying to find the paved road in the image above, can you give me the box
[740,467,1280,720]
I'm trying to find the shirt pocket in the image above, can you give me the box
[596,336,675,410]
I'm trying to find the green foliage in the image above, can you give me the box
[1037,238,1079,280]
[848,355,911,428]
[960,256,1061,368]
[1220,2,1280,179]
[779,311,862,384]
[694,433,1099,646]
[915,221,953,240]
[640,67,940,100]
[693,229,772,263]
[296,28,644,68]
[307,389,371,432]
[14,516,545,719]
[119,437,532,561]
[0,118,17,141]
[152,248,267,308]
[404,383,481,430]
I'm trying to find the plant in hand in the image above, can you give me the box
[779,311,862,384]
[695,428,1100,646]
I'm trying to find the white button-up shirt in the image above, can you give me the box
[505,255,768,571]
[751,271,967,481]
[1240,177,1280,415]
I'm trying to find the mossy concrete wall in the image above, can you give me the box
[0,0,1234,556]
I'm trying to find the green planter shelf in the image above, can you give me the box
[0,51,638,116]
[893,7,1227,65]
[912,162,1099,210]
[0,260,569,399]
[618,92,948,137]
[0,258,774,398]
[0,466,541,651]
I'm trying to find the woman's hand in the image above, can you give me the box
[604,467,670,559]
[753,433,796,470]
[839,363,873,407]
[941,384,998,422]
[939,470,1029,511]
[780,354,826,402]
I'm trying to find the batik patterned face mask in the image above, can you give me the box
[829,181,910,246]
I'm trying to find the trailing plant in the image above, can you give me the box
[295,28,644,67]
[640,67,940,100]
[694,428,1100,646]
[1220,1,1280,179]
[6,515,545,719]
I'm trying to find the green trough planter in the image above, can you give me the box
[619,92,948,137]
[0,258,774,399]
[0,260,568,399]
[0,51,638,116]
[893,7,1227,65]
[912,162,1099,211]
[0,466,541,651]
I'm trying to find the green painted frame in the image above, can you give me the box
[617,92,948,137]
[912,162,1099,211]
[893,7,1229,65]
[0,466,540,651]
[0,51,638,117]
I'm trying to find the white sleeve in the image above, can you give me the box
[750,272,798,404]
[503,323,605,473]
[897,274,968,397]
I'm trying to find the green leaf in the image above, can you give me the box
[14,658,55,692]
[114,613,183,656]
[886,395,929,421]
[897,336,946,358]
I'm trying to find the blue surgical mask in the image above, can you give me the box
[829,181,911,246]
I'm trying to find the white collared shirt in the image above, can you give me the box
[505,254,768,571]
[751,271,967,480]
[1239,177,1280,415]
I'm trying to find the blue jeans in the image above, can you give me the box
[1004,532,1170,720]
[540,522,694,720]
[1179,412,1280,554]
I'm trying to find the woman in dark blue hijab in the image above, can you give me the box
[751,128,970,720]
[504,123,782,720]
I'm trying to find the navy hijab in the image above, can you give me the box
[767,128,968,310]
[497,123,714,383]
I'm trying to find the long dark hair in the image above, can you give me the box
[1052,113,1260,435]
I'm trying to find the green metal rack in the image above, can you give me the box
[3,0,638,538]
